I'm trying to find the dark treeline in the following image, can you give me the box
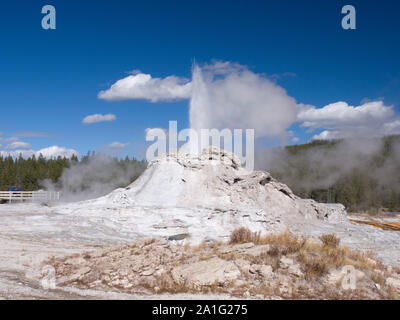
[267,135,400,214]
[0,152,147,192]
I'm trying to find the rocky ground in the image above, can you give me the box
[0,203,399,299]
[45,229,400,299]
[1,148,400,299]
[0,206,232,300]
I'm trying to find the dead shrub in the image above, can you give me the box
[267,244,281,257]
[319,234,340,248]
[324,247,346,268]
[229,227,260,244]
[302,256,327,279]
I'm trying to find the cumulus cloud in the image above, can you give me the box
[98,73,192,102]
[312,130,338,140]
[6,141,32,150]
[37,146,79,158]
[82,113,116,124]
[107,142,130,149]
[0,146,79,159]
[0,149,34,158]
[297,101,400,140]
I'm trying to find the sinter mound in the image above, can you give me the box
[59,147,346,243]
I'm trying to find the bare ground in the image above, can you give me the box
[0,204,399,300]
[0,205,234,299]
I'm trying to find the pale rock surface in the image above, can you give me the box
[325,268,365,285]
[280,256,294,269]
[279,256,303,277]
[279,280,292,295]
[249,264,274,279]
[234,259,251,274]
[171,257,241,288]
[244,245,270,257]
[385,277,400,293]
[288,264,304,278]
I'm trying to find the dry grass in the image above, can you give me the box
[229,227,261,244]
[228,227,393,286]
[319,234,340,248]
[300,254,328,279]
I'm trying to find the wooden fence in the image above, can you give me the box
[0,191,60,203]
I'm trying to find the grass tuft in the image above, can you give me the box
[319,234,340,248]
[229,227,260,244]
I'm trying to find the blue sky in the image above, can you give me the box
[0,0,399,159]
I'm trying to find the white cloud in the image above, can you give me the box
[36,146,79,158]
[6,141,32,150]
[312,130,339,140]
[107,142,130,149]
[0,149,35,158]
[0,146,79,159]
[298,101,394,129]
[82,114,116,124]
[98,73,192,102]
[298,101,400,140]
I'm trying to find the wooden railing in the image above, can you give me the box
[0,191,60,202]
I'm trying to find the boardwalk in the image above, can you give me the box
[0,191,60,202]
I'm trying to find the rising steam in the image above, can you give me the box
[42,154,146,202]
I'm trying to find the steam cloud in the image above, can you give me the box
[256,137,400,193]
[189,62,298,138]
[43,154,146,202]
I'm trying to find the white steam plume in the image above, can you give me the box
[189,61,298,139]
